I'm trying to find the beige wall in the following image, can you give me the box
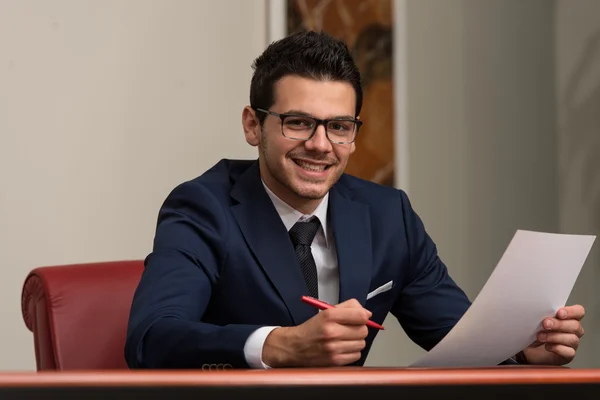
[555,0,600,368]
[0,0,266,370]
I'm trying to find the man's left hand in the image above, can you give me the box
[522,305,585,365]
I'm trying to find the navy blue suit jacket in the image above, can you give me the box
[125,159,472,368]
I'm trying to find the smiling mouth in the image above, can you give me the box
[292,159,332,172]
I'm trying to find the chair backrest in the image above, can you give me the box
[21,260,144,370]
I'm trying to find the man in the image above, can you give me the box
[125,31,584,369]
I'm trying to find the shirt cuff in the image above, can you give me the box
[243,326,280,369]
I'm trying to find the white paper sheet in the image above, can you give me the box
[410,230,596,367]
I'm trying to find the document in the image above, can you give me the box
[411,230,596,367]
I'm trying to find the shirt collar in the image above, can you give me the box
[262,181,330,248]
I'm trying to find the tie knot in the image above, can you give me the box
[289,218,321,246]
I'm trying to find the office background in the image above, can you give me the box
[0,0,598,371]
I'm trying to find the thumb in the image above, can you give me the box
[335,298,372,318]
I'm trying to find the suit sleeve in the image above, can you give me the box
[124,182,263,368]
[390,190,472,351]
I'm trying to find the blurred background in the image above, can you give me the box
[0,0,598,370]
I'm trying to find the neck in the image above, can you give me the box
[287,198,320,215]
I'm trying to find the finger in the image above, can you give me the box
[556,305,585,321]
[320,319,369,340]
[329,303,372,320]
[542,318,584,336]
[324,307,371,323]
[323,339,366,355]
[537,332,580,350]
[329,352,362,366]
[544,343,576,362]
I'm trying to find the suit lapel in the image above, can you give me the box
[330,182,373,306]
[230,162,316,325]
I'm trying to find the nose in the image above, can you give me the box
[304,124,332,153]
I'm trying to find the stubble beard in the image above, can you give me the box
[259,130,326,201]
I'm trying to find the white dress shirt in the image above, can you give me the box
[242,183,339,368]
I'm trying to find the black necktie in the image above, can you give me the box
[289,218,320,299]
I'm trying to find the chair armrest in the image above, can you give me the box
[21,271,57,370]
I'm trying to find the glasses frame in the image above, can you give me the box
[254,107,362,144]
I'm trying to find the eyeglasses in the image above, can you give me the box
[254,107,362,144]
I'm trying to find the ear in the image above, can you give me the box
[242,106,260,147]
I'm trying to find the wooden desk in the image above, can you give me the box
[1,367,599,399]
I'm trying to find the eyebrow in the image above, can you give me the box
[283,109,355,120]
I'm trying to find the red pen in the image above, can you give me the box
[301,296,385,330]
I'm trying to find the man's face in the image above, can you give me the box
[243,76,357,212]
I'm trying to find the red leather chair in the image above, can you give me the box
[21,260,144,370]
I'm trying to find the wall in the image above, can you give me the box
[367,0,559,366]
[0,0,266,370]
[555,0,600,368]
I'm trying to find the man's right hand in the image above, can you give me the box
[262,299,372,367]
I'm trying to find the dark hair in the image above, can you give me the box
[250,31,363,124]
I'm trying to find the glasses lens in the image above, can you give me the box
[282,116,316,139]
[327,120,357,143]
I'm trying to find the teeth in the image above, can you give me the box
[296,160,327,172]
